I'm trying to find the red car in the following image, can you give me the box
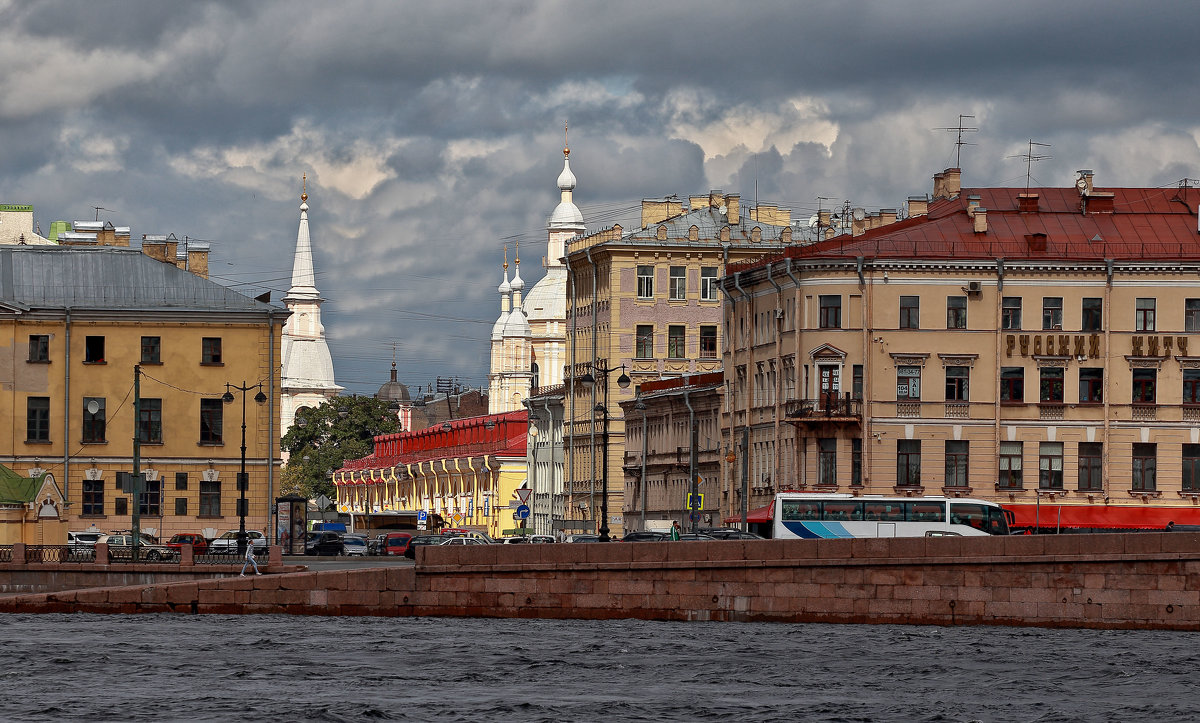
[381,532,418,556]
[166,533,209,555]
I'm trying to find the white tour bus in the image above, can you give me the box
[772,493,1010,539]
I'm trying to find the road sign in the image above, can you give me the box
[515,504,530,520]
[452,513,465,526]
[516,488,532,504]
[686,493,704,510]
[417,510,428,524]
[690,512,701,522]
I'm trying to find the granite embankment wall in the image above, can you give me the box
[5,533,1200,629]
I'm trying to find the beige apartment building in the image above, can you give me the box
[563,192,794,536]
[721,168,1200,531]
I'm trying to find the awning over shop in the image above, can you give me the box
[1003,503,1200,530]
[723,502,773,525]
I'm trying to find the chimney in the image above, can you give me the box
[943,168,962,198]
[1076,170,1094,196]
[907,196,929,217]
[725,194,740,224]
[690,195,710,210]
[818,210,831,228]
[708,190,725,211]
[187,245,210,279]
[1018,193,1039,213]
[879,208,898,227]
[141,235,168,262]
[973,208,988,233]
[966,195,981,216]
[850,208,867,236]
[932,172,946,199]
[641,199,683,228]
[164,235,179,263]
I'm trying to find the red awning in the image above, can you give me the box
[1004,503,1200,530]
[724,502,773,525]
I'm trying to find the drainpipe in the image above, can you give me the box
[63,308,71,506]
[683,388,698,534]
[720,274,741,525]
[565,255,575,529]
[585,246,597,524]
[542,397,556,534]
[766,263,783,495]
[267,308,275,543]
[732,271,750,521]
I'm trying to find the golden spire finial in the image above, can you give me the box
[301,173,308,202]
[503,243,509,271]
[564,121,570,158]
[515,238,520,266]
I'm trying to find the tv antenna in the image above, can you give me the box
[92,206,113,221]
[1008,139,1052,190]
[935,114,977,168]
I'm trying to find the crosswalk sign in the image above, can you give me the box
[687,493,704,510]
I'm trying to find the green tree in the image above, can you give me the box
[280,396,401,500]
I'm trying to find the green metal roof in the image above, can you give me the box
[0,465,45,505]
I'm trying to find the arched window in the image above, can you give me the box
[530,362,539,392]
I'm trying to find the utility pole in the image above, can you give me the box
[132,365,142,561]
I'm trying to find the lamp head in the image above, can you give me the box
[578,372,595,388]
[222,391,235,404]
[616,372,631,389]
[254,390,267,405]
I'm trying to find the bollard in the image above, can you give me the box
[181,543,194,567]
[12,542,26,565]
[94,542,108,565]
[268,545,282,570]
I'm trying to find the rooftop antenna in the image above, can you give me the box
[1008,139,1052,190]
[934,114,977,168]
[92,206,112,221]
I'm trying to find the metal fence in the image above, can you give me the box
[0,545,11,563]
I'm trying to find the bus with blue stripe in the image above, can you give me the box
[773,493,1010,539]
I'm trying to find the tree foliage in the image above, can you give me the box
[280,396,401,500]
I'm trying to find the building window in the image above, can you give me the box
[899,296,919,329]
[1132,369,1156,404]
[999,441,1023,489]
[200,398,224,444]
[1001,297,1022,330]
[1039,442,1064,490]
[1042,297,1062,330]
[852,365,864,401]
[199,480,221,517]
[85,335,105,363]
[175,498,188,516]
[1187,299,1200,333]
[82,397,106,443]
[1135,298,1156,332]
[175,472,189,490]
[28,334,49,362]
[1001,367,1025,402]
[896,440,921,486]
[944,366,969,401]
[699,326,717,358]
[668,266,686,301]
[138,398,163,443]
[1185,370,1200,405]
[945,441,969,487]
[26,397,50,442]
[897,366,921,400]
[202,337,222,364]
[114,497,128,516]
[946,296,967,329]
[82,479,104,516]
[819,295,842,328]
[139,478,161,517]
[851,438,862,486]
[700,267,718,301]
[1079,368,1104,404]
[636,265,654,299]
[635,325,654,359]
[1184,444,1200,492]
[1079,442,1103,492]
[141,336,161,364]
[667,325,686,359]
[1040,368,1064,403]
[818,438,837,485]
[1082,298,1102,332]
[1132,443,1156,491]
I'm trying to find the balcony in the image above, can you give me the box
[784,397,862,425]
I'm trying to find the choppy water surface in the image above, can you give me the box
[2,614,1198,722]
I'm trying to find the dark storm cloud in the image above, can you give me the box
[2,0,1198,393]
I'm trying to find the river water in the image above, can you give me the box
[2,614,1197,722]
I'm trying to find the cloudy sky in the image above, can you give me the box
[2,0,1199,396]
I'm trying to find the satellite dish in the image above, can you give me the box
[1075,176,1090,195]
[852,208,866,221]
[87,400,100,415]
[718,204,727,215]
[808,215,819,229]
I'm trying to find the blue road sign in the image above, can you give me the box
[515,504,531,520]
[417,510,428,524]
[690,512,701,522]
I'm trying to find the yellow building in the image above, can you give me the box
[564,192,794,537]
[0,244,285,541]
[722,168,1200,531]
[0,465,66,545]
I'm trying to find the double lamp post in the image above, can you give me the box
[578,364,630,542]
[223,381,266,555]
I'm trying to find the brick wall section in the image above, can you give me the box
[4,534,1200,630]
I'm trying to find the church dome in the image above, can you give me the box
[550,201,584,226]
[376,364,410,402]
[523,266,566,323]
[557,158,577,190]
[503,307,531,337]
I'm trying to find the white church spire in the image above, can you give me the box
[285,173,320,302]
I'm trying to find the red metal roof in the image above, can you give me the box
[731,184,1200,271]
[334,411,528,479]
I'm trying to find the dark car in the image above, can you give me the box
[678,533,717,541]
[305,531,345,556]
[403,534,444,559]
[619,531,669,542]
[700,528,765,540]
[381,532,418,556]
[166,533,209,555]
[368,534,386,555]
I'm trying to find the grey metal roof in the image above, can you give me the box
[622,205,792,244]
[0,245,275,313]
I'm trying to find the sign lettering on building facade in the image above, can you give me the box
[1006,334,1103,358]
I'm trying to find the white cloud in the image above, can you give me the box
[662,88,839,161]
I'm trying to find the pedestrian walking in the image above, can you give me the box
[240,540,261,576]
[670,521,681,541]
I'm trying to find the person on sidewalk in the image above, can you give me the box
[670,521,681,541]
[239,540,261,576]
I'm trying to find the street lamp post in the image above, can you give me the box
[635,397,647,531]
[223,381,267,556]
[579,364,630,542]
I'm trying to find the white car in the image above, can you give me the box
[500,535,556,544]
[439,537,488,546]
[207,530,268,555]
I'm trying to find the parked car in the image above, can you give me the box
[404,534,445,559]
[619,531,669,542]
[500,535,555,544]
[678,533,717,541]
[700,528,765,540]
[368,534,387,555]
[563,534,601,543]
[305,531,345,556]
[208,530,268,555]
[342,534,369,557]
[440,537,488,546]
[67,531,104,558]
[380,532,418,556]
[165,533,209,555]
[99,533,179,562]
